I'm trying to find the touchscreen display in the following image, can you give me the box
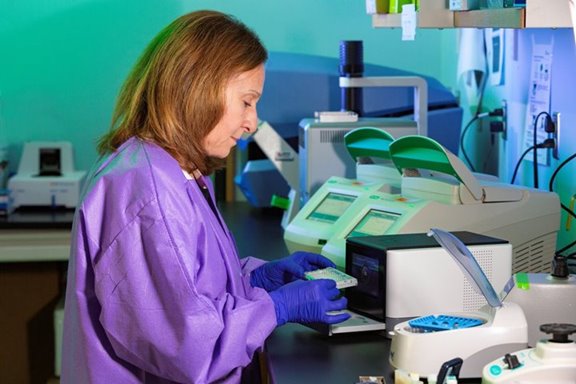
[347,209,400,237]
[306,192,356,223]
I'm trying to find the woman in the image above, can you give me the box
[61,10,350,384]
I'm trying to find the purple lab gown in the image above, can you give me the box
[61,137,277,383]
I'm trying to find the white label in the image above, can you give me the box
[401,4,417,41]
[365,0,376,14]
[449,0,463,10]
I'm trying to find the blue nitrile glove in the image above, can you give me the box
[250,251,336,292]
[268,279,351,326]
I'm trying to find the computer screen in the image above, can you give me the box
[306,192,357,224]
[347,209,400,237]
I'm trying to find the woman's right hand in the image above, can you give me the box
[268,279,350,326]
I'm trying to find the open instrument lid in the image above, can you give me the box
[344,127,395,161]
[388,135,484,201]
[428,228,502,308]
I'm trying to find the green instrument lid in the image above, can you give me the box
[389,135,483,201]
[344,127,395,161]
[389,135,462,181]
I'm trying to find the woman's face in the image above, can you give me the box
[203,64,265,158]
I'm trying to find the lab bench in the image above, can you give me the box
[264,324,483,384]
[265,324,394,384]
[240,206,482,384]
[0,209,73,262]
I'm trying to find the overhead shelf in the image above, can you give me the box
[454,7,525,28]
[371,0,573,29]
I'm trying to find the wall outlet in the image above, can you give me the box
[552,112,560,160]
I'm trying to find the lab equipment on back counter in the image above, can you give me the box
[389,228,528,379]
[481,323,576,383]
[320,135,560,273]
[235,120,297,227]
[8,141,86,209]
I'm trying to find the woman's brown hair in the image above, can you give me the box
[98,10,267,174]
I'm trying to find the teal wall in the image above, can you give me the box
[1,1,573,252]
[0,0,456,173]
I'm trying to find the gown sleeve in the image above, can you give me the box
[240,256,267,275]
[91,197,277,383]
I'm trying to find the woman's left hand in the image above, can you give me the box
[250,251,336,291]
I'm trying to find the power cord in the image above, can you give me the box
[510,139,555,185]
[460,108,504,173]
[510,145,535,185]
[459,114,482,172]
[532,111,555,189]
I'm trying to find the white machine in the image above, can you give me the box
[320,135,560,273]
[389,229,529,379]
[298,117,414,205]
[8,141,86,209]
[502,256,576,347]
[299,76,428,206]
[284,126,404,262]
[344,230,512,333]
[391,302,528,379]
[283,176,389,256]
[481,323,576,383]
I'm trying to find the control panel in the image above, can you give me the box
[482,323,576,383]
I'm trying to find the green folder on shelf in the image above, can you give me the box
[389,0,417,13]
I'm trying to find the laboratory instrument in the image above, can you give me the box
[236,51,463,210]
[481,323,576,383]
[235,120,297,227]
[502,255,576,347]
[389,228,528,379]
[284,126,400,257]
[8,141,86,209]
[299,74,427,206]
[283,176,388,257]
[321,135,560,273]
[345,231,512,332]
